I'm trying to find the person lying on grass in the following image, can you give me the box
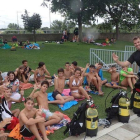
[29,81,63,127]
[48,68,74,107]
[105,65,127,90]
[82,64,104,96]
[69,67,91,99]
[19,97,49,140]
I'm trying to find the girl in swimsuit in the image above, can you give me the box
[34,62,53,87]
[14,65,33,90]
[69,67,90,100]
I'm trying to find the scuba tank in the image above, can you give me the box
[118,91,130,123]
[85,100,98,137]
[130,76,140,115]
[133,91,140,114]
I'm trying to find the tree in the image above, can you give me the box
[96,21,114,33]
[51,20,63,31]
[102,0,140,39]
[41,0,103,41]
[50,19,76,33]
[8,23,21,30]
[21,10,42,42]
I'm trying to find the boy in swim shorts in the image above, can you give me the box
[29,81,63,126]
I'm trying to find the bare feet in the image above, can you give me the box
[46,126,51,130]
[98,91,104,96]
[60,104,64,107]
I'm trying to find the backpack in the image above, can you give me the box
[64,102,87,136]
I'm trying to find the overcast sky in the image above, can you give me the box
[0,0,103,29]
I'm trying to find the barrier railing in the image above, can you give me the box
[90,48,138,74]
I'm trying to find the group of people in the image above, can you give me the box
[0,35,140,140]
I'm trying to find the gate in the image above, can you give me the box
[90,48,138,74]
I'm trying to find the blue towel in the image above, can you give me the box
[47,93,78,111]
[88,91,99,95]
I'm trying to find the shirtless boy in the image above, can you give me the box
[105,65,127,90]
[82,64,104,95]
[19,97,49,140]
[49,68,74,106]
[64,62,73,85]
[29,81,63,127]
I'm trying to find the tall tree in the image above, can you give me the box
[102,0,140,39]
[51,20,63,31]
[42,0,103,41]
[21,10,42,42]
[50,19,76,33]
[8,23,21,30]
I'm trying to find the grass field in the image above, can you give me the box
[0,40,133,140]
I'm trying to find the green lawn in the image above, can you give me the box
[0,40,133,140]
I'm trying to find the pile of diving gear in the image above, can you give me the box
[64,99,98,137]
[105,89,130,126]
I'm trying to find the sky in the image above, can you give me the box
[0,0,103,29]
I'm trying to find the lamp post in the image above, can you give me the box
[49,4,51,28]
[17,11,22,30]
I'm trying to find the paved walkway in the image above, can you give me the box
[65,112,140,140]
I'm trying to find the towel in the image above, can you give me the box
[47,92,78,111]
[46,111,70,133]
[8,123,22,140]
[62,89,85,101]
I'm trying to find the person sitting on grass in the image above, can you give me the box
[105,37,109,44]
[82,64,104,95]
[4,71,21,101]
[34,62,53,87]
[29,81,63,127]
[95,62,108,85]
[19,97,49,140]
[105,65,127,90]
[3,88,24,117]
[48,68,74,106]
[0,71,3,85]
[71,61,84,72]
[69,67,91,99]
[15,65,33,90]
[0,89,19,131]
[0,118,12,140]
[120,66,138,93]
[64,62,74,85]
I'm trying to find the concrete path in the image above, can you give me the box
[65,111,140,140]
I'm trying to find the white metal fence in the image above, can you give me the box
[90,48,138,74]
[125,45,136,52]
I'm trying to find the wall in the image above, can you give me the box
[0,33,139,42]
[0,34,68,42]
[98,33,140,42]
